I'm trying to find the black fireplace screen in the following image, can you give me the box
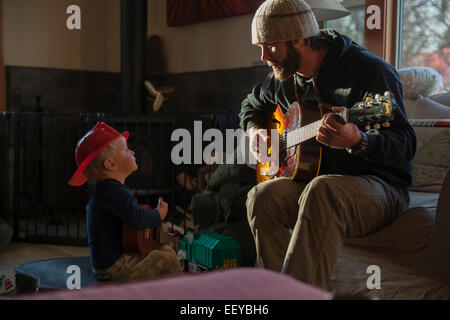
[0,112,237,245]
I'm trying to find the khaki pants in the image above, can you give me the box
[94,244,183,281]
[246,175,409,290]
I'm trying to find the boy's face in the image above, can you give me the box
[110,136,138,176]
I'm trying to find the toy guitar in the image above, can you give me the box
[256,92,396,184]
[122,204,161,255]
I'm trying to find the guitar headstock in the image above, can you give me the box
[343,91,396,131]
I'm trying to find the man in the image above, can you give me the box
[240,0,416,290]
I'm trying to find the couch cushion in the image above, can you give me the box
[408,95,450,190]
[344,207,435,252]
[332,245,450,299]
[403,92,450,120]
[344,192,438,252]
[408,191,440,209]
[429,92,450,107]
[398,67,443,99]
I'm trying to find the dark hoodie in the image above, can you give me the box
[239,29,416,188]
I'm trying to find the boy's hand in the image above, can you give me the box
[156,197,168,221]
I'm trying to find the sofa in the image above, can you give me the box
[331,67,450,299]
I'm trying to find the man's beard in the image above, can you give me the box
[273,42,301,81]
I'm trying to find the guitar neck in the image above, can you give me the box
[283,93,397,149]
[286,118,323,148]
[284,118,450,149]
[285,109,350,148]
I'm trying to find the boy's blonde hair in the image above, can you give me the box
[83,143,116,185]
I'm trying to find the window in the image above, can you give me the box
[325,0,366,47]
[399,0,449,91]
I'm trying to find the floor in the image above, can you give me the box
[0,241,89,292]
[0,210,193,297]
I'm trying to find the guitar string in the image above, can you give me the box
[287,121,322,148]
[287,75,324,148]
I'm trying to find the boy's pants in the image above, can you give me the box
[94,244,183,281]
[246,174,409,290]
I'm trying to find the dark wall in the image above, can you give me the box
[5,65,270,115]
[6,66,121,114]
[159,65,269,115]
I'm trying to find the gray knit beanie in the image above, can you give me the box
[251,0,320,45]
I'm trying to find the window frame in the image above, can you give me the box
[325,0,402,67]
[363,0,400,66]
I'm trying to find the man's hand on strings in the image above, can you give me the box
[316,107,362,149]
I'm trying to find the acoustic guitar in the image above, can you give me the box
[122,204,162,255]
[256,92,396,184]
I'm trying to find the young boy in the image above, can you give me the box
[68,122,182,281]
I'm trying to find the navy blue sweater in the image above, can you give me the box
[86,179,161,269]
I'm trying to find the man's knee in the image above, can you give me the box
[299,175,345,223]
[302,175,342,202]
[246,179,288,220]
[247,178,305,232]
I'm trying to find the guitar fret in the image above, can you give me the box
[287,119,323,148]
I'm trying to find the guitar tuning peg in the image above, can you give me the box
[382,121,390,128]
[374,123,381,130]
[365,124,371,131]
